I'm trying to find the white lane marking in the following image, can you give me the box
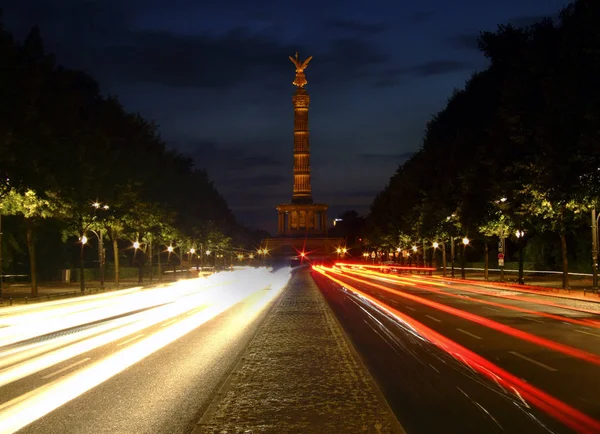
[425,314,442,323]
[483,306,500,312]
[457,328,483,340]
[42,358,91,379]
[404,306,416,312]
[117,334,145,347]
[524,317,545,323]
[509,351,558,372]
[575,329,600,338]
[429,364,440,374]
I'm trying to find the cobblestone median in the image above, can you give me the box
[195,268,403,434]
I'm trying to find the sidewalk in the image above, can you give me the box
[194,268,403,434]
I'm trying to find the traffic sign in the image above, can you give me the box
[498,253,505,259]
[498,258,505,267]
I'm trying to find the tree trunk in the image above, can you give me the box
[157,245,162,282]
[137,251,143,285]
[484,242,489,281]
[442,241,447,277]
[518,237,524,285]
[79,241,85,293]
[560,232,569,289]
[461,242,466,279]
[112,235,120,287]
[25,218,38,296]
[149,241,153,283]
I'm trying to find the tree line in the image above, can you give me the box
[0,15,266,296]
[367,0,600,288]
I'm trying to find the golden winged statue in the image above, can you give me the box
[289,52,313,88]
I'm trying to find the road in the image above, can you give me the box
[313,264,600,434]
[0,267,290,434]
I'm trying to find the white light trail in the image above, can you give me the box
[0,267,291,433]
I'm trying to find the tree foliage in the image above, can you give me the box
[367,0,600,286]
[0,16,259,291]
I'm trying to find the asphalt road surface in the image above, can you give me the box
[313,265,600,434]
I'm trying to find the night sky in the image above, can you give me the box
[2,0,568,234]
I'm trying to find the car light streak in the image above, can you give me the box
[0,267,291,433]
[0,281,232,347]
[322,266,600,366]
[341,266,600,329]
[427,275,600,312]
[313,266,600,434]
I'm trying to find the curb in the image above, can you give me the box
[191,283,289,433]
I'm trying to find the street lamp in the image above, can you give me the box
[133,241,140,250]
[460,237,469,279]
[592,209,599,290]
[516,229,525,285]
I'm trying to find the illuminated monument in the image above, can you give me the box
[262,53,342,258]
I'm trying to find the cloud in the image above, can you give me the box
[508,14,558,28]
[371,60,473,87]
[410,11,437,24]
[187,140,286,172]
[325,19,385,34]
[360,152,415,164]
[408,60,473,77]
[449,33,481,51]
[321,38,388,67]
[95,28,306,89]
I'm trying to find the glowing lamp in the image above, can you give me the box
[433,242,439,249]
[167,245,174,253]
[462,237,469,245]
[80,235,88,245]
[133,241,140,249]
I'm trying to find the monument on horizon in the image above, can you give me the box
[275,53,328,236]
[262,54,342,258]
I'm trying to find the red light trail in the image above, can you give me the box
[312,266,600,434]
[339,266,600,329]
[321,266,600,366]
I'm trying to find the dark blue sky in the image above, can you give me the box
[2,0,569,233]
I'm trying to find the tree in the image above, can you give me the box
[1,189,53,295]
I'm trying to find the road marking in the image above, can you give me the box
[161,319,177,327]
[42,358,91,379]
[457,328,483,340]
[483,306,500,312]
[524,317,545,323]
[425,314,442,323]
[575,329,600,338]
[117,334,145,347]
[509,351,558,372]
[429,364,440,374]
[404,306,416,311]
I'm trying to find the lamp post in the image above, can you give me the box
[450,237,455,278]
[515,230,525,285]
[592,209,599,290]
[461,237,469,279]
[133,240,142,284]
[433,242,439,275]
[79,235,88,292]
[0,211,3,298]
